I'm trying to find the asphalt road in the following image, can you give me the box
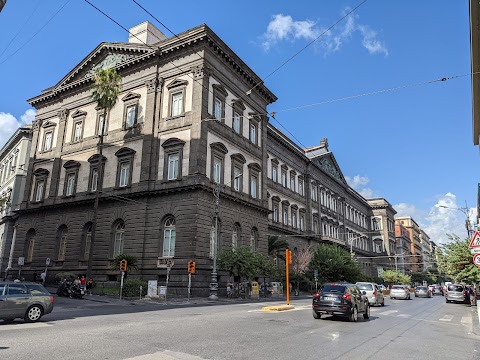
[0,294,479,360]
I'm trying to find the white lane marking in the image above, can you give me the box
[328,332,340,341]
[124,350,209,360]
[0,322,52,331]
[378,310,398,315]
[461,316,472,324]
[397,314,411,318]
[439,315,454,322]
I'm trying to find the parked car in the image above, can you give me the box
[446,284,468,304]
[0,282,54,322]
[415,286,432,298]
[433,285,443,295]
[428,285,435,293]
[312,283,370,322]
[356,282,385,306]
[390,285,411,300]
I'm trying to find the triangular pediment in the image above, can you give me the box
[166,79,188,89]
[313,153,347,185]
[42,120,56,129]
[54,42,153,90]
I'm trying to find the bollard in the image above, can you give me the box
[140,286,142,300]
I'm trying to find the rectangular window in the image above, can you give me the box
[44,131,53,151]
[119,162,130,187]
[125,105,137,128]
[73,121,83,142]
[298,180,304,195]
[97,113,106,135]
[292,211,297,228]
[214,97,222,121]
[233,112,241,133]
[172,92,183,117]
[91,168,98,192]
[84,233,91,259]
[281,171,287,187]
[213,157,222,183]
[163,228,176,257]
[27,239,35,262]
[35,180,44,202]
[283,208,288,225]
[273,204,279,222]
[250,174,257,199]
[272,166,277,182]
[249,123,257,144]
[233,166,242,191]
[167,153,180,180]
[65,173,75,196]
[290,176,295,192]
[300,214,305,231]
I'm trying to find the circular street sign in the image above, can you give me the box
[473,254,480,267]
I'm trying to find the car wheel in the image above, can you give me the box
[407,294,411,300]
[391,297,395,300]
[24,305,43,323]
[381,299,385,307]
[313,311,321,319]
[349,306,358,322]
[446,299,449,303]
[363,304,370,320]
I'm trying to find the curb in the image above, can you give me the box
[261,305,295,312]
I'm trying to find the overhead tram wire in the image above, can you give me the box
[0,0,72,66]
[129,0,309,149]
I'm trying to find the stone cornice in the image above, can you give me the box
[28,25,277,108]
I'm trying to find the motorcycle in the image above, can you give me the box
[70,283,85,299]
[56,278,84,299]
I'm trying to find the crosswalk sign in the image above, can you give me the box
[469,232,480,248]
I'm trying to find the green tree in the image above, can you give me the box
[381,270,411,286]
[217,246,257,280]
[439,234,480,283]
[309,244,361,284]
[87,68,122,279]
[292,246,314,294]
[268,236,289,260]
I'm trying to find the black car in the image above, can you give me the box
[312,283,370,322]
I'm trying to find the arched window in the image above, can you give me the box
[25,229,36,262]
[250,228,258,252]
[83,223,92,260]
[232,223,241,249]
[163,217,176,257]
[113,221,125,257]
[57,226,68,261]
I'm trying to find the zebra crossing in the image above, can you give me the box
[372,307,473,325]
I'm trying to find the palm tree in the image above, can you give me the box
[87,68,122,280]
[110,254,138,279]
[268,236,289,261]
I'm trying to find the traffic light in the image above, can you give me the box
[119,259,127,272]
[286,249,292,264]
[188,260,196,274]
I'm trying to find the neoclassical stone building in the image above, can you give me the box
[11,22,387,293]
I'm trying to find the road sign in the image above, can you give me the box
[469,231,480,248]
[46,258,50,266]
[474,254,480,267]
[18,257,24,266]
[471,248,480,254]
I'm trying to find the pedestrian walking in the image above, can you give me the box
[80,275,86,291]
[470,286,476,306]
[40,271,46,285]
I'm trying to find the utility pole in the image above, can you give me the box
[208,182,221,300]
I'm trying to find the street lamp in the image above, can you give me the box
[436,204,473,238]
[209,173,242,300]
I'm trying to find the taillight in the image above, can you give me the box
[372,291,376,297]
[343,294,352,301]
[313,293,320,299]
[50,295,54,303]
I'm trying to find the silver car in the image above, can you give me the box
[445,284,467,303]
[390,285,411,300]
[415,286,432,298]
[0,282,54,322]
[356,282,385,306]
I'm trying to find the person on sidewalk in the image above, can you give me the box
[80,275,86,291]
[470,286,476,306]
[40,271,46,285]
[86,278,94,295]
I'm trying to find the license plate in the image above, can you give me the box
[323,296,337,301]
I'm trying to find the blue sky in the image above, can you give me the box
[0,0,477,243]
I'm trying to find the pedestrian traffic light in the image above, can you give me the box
[188,260,196,274]
[286,249,292,264]
[119,259,127,272]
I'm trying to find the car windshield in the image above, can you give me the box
[321,285,346,293]
[448,285,464,292]
[356,283,374,290]
[391,285,404,290]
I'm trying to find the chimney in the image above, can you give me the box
[128,21,167,45]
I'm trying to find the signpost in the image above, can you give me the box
[17,257,24,278]
[119,259,127,300]
[474,254,480,268]
[314,269,318,292]
[187,260,196,302]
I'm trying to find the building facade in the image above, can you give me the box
[11,22,388,293]
[395,217,422,272]
[419,230,432,271]
[395,223,412,274]
[0,125,32,276]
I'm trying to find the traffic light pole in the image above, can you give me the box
[286,249,290,306]
[188,273,192,302]
[120,271,125,300]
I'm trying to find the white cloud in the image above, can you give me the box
[393,202,419,218]
[0,109,35,149]
[346,175,376,199]
[261,9,388,56]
